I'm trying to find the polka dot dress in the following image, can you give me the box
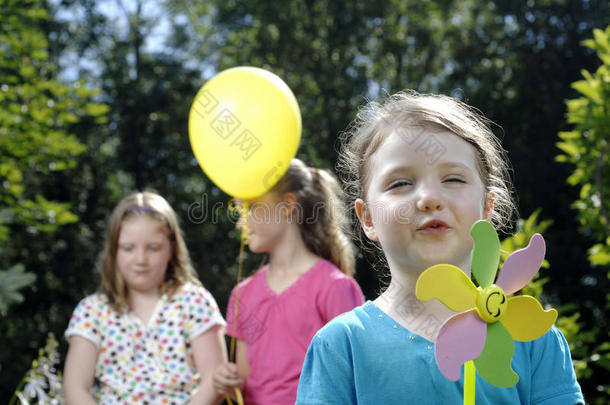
[65,283,226,404]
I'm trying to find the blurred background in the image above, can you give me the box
[1,0,609,403]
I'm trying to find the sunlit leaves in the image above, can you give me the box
[557,26,610,263]
[0,0,108,248]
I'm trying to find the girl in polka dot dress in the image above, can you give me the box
[64,191,227,405]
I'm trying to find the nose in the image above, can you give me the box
[415,183,444,212]
[136,247,148,264]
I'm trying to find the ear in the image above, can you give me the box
[355,198,378,241]
[483,193,495,221]
[281,192,298,218]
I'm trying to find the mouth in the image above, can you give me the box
[417,219,449,233]
[132,268,149,274]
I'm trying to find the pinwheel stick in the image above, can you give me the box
[464,361,475,405]
[226,201,250,405]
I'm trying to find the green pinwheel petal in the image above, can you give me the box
[473,322,519,387]
[470,220,500,288]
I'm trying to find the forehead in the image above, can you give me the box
[119,215,169,239]
[246,191,283,206]
[368,129,480,177]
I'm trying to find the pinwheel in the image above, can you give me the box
[416,220,557,392]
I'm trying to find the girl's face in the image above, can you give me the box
[242,192,293,254]
[356,129,491,274]
[116,216,173,295]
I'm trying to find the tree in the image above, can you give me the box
[556,25,610,403]
[0,0,107,398]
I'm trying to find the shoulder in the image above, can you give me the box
[313,259,357,285]
[516,326,584,404]
[66,293,112,345]
[302,302,376,374]
[73,293,110,313]
[312,259,362,297]
[313,302,371,344]
[231,266,266,296]
[527,325,571,357]
[174,282,220,306]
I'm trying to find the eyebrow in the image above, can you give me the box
[437,162,473,171]
[380,161,472,177]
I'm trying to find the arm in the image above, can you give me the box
[187,324,227,405]
[530,327,585,405]
[212,339,249,399]
[296,333,355,404]
[63,336,98,405]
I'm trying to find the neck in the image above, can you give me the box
[375,258,472,342]
[128,287,161,324]
[267,225,317,275]
[128,288,160,308]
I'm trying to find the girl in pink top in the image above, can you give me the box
[212,158,364,405]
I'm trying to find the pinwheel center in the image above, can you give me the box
[476,285,507,323]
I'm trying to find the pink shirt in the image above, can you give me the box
[226,259,364,405]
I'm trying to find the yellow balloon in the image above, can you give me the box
[188,67,301,199]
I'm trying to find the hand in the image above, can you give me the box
[212,362,245,397]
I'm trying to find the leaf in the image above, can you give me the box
[593,28,610,52]
[588,244,610,266]
[556,140,580,158]
[0,264,37,313]
[571,80,601,103]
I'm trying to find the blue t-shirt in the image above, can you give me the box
[296,301,584,405]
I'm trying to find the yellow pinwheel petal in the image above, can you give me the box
[416,264,478,312]
[502,295,558,342]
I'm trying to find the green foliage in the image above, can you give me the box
[557,26,610,266]
[0,0,107,248]
[0,264,37,315]
[500,209,609,399]
[556,25,610,404]
[0,0,108,399]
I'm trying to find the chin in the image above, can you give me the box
[416,253,462,269]
[247,242,266,254]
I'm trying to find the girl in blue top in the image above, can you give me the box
[295,91,584,404]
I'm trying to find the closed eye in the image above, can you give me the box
[387,179,412,190]
[444,177,466,184]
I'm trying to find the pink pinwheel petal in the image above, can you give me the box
[496,233,546,295]
[435,310,487,381]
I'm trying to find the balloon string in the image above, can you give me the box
[226,201,249,405]
[464,360,476,405]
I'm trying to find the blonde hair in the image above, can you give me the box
[269,158,356,276]
[338,90,517,245]
[99,191,200,311]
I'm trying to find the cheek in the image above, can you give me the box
[459,194,488,222]
[116,251,129,267]
[160,248,173,265]
[371,199,415,231]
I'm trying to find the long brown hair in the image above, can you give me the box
[99,191,200,311]
[269,158,355,275]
